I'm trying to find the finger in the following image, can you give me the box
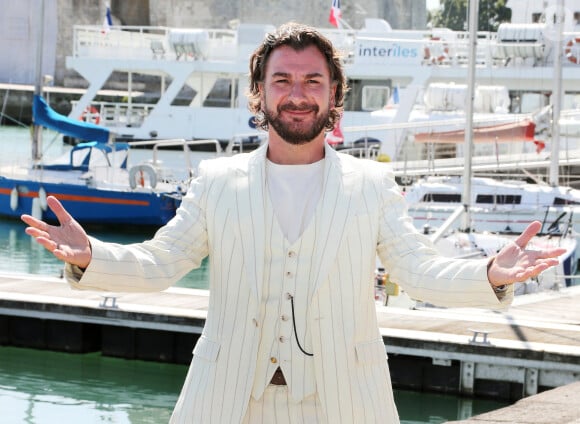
[46,196,73,226]
[513,221,542,249]
[24,226,51,240]
[515,259,561,280]
[31,235,58,252]
[21,213,49,231]
[537,247,568,259]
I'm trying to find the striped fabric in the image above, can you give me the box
[251,182,317,401]
[243,386,326,423]
[66,143,513,424]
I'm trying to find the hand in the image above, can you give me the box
[487,221,568,287]
[21,196,92,269]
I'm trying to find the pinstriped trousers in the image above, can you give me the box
[242,385,327,424]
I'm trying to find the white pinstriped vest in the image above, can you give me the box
[251,167,321,402]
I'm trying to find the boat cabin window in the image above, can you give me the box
[476,194,522,204]
[361,86,391,111]
[553,197,580,205]
[203,78,238,108]
[344,79,392,112]
[422,193,462,203]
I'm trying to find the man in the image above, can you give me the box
[22,23,564,424]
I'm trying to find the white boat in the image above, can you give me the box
[404,175,580,234]
[61,0,580,165]
[0,1,213,227]
[0,94,209,226]
[434,229,578,292]
[417,0,578,298]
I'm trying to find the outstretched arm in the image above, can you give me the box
[21,196,92,269]
[487,220,567,288]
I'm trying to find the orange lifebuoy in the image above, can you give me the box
[564,37,580,65]
[80,106,101,125]
[424,36,449,64]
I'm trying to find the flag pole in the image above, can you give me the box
[32,0,46,164]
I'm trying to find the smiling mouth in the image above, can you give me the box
[280,104,318,113]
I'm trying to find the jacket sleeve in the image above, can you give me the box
[64,167,211,293]
[376,171,514,309]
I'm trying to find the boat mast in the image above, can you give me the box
[460,0,479,232]
[32,0,46,165]
[549,0,565,187]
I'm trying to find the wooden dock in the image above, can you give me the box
[1,271,579,402]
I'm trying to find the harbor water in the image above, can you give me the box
[0,125,509,423]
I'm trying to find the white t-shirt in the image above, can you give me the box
[266,159,325,244]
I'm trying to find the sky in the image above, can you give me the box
[427,0,441,11]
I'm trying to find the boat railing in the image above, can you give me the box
[69,100,155,128]
[127,138,223,181]
[71,24,580,69]
[224,133,268,155]
[71,25,238,62]
[337,145,380,160]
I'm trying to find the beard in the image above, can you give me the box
[263,101,330,145]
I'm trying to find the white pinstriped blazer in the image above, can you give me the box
[67,143,512,423]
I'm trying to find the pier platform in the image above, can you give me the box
[446,380,580,423]
[1,272,579,403]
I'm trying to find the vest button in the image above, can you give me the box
[288,250,296,258]
[270,357,278,364]
[280,314,289,321]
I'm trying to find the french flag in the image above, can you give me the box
[328,0,342,28]
[102,5,113,33]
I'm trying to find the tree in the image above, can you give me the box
[430,0,512,32]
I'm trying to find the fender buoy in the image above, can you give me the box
[424,37,449,64]
[31,197,42,220]
[564,37,580,65]
[80,106,101,124]
[10,187,18,211]
[129,163,158,189]
[38,186,48,211]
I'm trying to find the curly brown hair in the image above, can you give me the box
[247,22,347,132]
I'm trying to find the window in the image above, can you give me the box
[362,86,391,111]
[554,197,580,205]
[475,194,521,204]
[422,193,462,203]
[476,194,494,204]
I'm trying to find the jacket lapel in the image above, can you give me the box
[309,144,359,296]
[237,144,267,302]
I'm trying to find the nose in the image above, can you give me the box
[288,81,305,100]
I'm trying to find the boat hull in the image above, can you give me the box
[0,178,179,227]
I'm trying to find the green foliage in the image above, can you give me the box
[430,0,512,32]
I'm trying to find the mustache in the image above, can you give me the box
[279,103,319,113]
